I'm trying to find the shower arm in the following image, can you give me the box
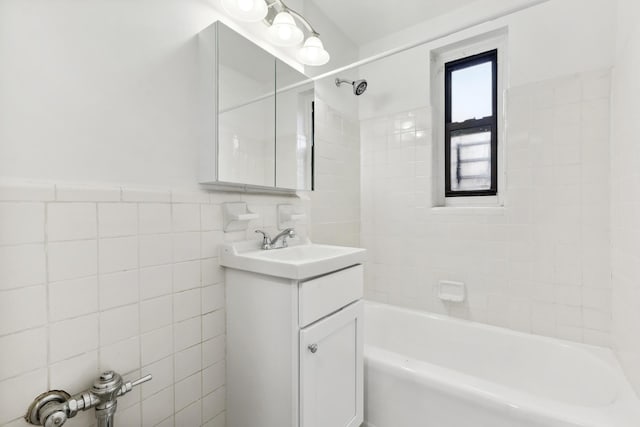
[335,78,354,87]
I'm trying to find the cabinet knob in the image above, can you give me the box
[308,344,318,354]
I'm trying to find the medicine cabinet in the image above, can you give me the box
[198,22,314,192]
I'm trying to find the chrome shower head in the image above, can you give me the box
[335,78,368,96]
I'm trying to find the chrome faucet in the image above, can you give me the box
[255,228,296,250]
[25,370,152,427]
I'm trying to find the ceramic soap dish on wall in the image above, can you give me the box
[277,204,306,230]
[438,280,466,303]
[223,202,260,232]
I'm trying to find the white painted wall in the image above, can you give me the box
[359,0,615,344]
[611,0,640,397]
[0,0,220,188]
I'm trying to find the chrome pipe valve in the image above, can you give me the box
[25,371,152,427]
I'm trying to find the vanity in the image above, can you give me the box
[199,20,364,427]
[220,240,366,427]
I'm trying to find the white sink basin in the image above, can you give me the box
[220,239,366,280]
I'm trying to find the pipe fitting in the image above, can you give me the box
[25,371,152,427]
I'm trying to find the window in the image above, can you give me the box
[444,50,497,197]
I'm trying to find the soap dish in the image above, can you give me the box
[277,204,307,230]
[223,202,259,232]
[438,280,466,303]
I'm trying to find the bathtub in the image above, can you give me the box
[363,302,640,427]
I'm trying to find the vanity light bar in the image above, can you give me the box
[221,0,330,66]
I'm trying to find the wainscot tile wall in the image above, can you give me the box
[0,181,309,427]
[361,70,613,346]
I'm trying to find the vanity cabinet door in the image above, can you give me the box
[299,301,363,427]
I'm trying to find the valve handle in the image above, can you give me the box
[118,374,153,396]
[130,374,153,387]
[25,372,153,427]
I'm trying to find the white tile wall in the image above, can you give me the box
[0,203,45,246]
[611,0,640,397]
[0,181,309,426]
[0,244,46,291]
[48,203,97,241]
[361,70,613,345]
[98,203,138,237]
[309,98,361,247]
[49,276,99,321]
[48,240,98,282]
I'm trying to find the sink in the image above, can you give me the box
[219,239,366,280]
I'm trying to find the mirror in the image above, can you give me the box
[217,24,275,188]
[276,60,314,190]
[198,22,314,192]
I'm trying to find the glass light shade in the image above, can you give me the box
[221,0,268,22]
[297,35,330,66]
[268,11,304,47]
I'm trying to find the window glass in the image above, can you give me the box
[451,61,493,123]
[449,128,492,192]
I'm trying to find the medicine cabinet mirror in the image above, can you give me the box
[198,22,314,192]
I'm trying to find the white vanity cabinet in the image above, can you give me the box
[225,263,364,427]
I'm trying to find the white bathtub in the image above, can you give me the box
[363,302,640,427]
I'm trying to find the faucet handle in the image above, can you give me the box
[255,230,271,249]
[255,229,270,238]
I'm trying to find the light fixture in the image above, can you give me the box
[221,0,268,22]
[268,11,304,46]
[220,0,328,66]
[265,1,330,66]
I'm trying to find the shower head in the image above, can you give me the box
[335,78,368,96]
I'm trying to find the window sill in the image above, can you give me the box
[430,206,505,216]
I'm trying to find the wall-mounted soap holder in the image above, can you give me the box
[223,202,260,232]
[438,280,466,303]
[277,204,306,230]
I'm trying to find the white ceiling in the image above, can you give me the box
[308,0,479,46]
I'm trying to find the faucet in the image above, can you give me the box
[255,228,296,250]
[25,370,152,427]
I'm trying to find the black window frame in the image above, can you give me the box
[444,49,498,197]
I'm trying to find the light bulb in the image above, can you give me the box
[237,0,253,12]
[221,0,267,22]
[268,11,304,47]
[297,35,330,66]
[278,25,293,41]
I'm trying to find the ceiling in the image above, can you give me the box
[308,0,479,46]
